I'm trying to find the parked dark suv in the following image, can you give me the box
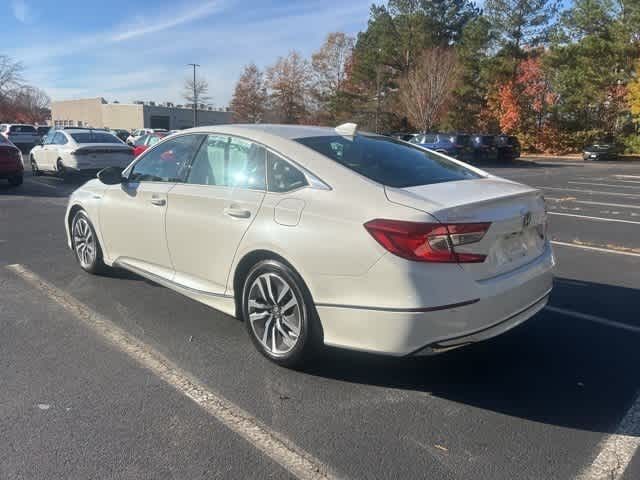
[471,135,497,161]
[583,140,621,161]
[410,133,472,160]
[495,135,521,161]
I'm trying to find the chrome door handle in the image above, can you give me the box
[224,207,251,219]
[150,198,166,206]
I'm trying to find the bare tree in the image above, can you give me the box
[266,51,311,124]
[230,63,268,123]
[398,48,461,132]
[182,77,211,106]
[0,55,25,118]
[311,32,355,98]
[0,55,24,98]
[13,86,50,124]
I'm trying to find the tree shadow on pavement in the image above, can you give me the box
[304,277,640,434]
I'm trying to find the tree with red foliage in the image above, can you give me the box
[489,55,557,149]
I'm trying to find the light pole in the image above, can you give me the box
[187,63,200,127]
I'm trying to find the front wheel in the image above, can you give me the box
[71,211,107,274]
[242,260,320,368]
[8,175,23,186]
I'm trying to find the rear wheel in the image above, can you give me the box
[30,156,41,176]
[71,210,107,274]
[57,159,70,181]
[242,260,320,368]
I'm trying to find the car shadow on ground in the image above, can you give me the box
[0,173,88,198]
[303,277,640,434]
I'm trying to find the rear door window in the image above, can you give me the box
[296,134,481,188]
[186,135,266,190]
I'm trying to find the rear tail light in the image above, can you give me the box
[364,219,491,263]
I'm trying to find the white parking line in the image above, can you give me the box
[538,187,640,198]
[548,212,640,225]
[568,181,640,189]
[546,198,640,210]
[551,241,640,258]
[546,306,640,334]
[615,175,640,179]
[577,391,640,480]
[613,179,640,185]
[547,306,640,480]
[5,264,336,480]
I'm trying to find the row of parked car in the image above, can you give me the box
[0,123,178,186]
[389,132,521,162]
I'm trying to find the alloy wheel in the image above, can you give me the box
[247,273,302,356]
[73,216,96,269]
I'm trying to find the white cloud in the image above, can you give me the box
[16,0,373,106]
[11,0,29,23]
[110,0,224,42]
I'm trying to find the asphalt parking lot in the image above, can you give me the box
[1,158,639,480]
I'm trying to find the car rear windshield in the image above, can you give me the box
[10,125,36,133]
[295,134,482,188]
[70,132,122,144]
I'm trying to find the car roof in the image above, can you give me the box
[189,124,342,140]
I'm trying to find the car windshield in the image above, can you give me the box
[296,134,482,188]
[70,132,122,144]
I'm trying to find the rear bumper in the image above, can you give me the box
[316,244,555,356]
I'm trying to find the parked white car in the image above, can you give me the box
[0,124,40,150]
[64,124,554,367]
[30,128,134,179]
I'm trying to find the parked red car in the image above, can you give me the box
[133,133,167,158]
[0,136,23,186]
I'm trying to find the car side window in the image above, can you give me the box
[129,134,203,183]
[53,132,68,145]
[266,151,307,193]
[187,135,266,190]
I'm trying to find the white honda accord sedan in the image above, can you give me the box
[64,123,555,367]
[30,128,134,179]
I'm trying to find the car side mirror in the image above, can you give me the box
[97,166,125,185]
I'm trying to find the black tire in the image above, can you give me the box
[241,259,321,368]
[31,156,42,176]
[57,159,70,182]
[71,210,108,275]
[8,175,23,186]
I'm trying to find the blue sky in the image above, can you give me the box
[4,0,374,106]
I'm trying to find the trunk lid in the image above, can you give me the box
[73,143,134,168]
[385,178,547,280]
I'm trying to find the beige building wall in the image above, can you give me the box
[51,97,233,130]
[51,97,106,128]
[102,104,144,130]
